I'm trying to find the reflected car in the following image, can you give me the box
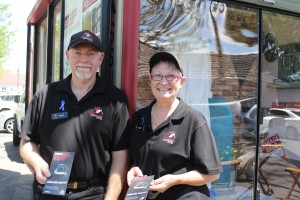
[242,105,289,138]
[0,110,15,133]
[240,105,272,139]
[241,105,300,139]
[269,108,300,139]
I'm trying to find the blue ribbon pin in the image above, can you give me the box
[142,117,145,131]
[59,100,65,111]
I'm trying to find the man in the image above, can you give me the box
[19,30,129,200]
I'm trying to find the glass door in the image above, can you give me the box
[258,11,300,200]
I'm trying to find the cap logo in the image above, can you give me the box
[81,32,93,42]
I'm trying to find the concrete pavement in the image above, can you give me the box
[1,130,298,200]
[0,131,33,200]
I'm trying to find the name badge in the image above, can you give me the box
[51,112,68,120]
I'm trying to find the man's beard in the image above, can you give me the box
[74,67,93,80]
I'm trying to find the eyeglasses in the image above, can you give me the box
[150,74,181,82]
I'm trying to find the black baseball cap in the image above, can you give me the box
[149,52,183,75]
[67,30,102,51]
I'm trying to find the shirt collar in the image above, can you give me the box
[169,97,187,121]
[137,97,187,129]
[56,73,107,95]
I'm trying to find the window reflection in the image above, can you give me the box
[138,0,258,199]
[260,11,300,199]
[63,0,102,78]
[37,18,48,91]
[53,1,62,82]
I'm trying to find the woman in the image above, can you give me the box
[127,52,222,199]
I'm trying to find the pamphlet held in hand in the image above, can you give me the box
[42,151,75,196]
[125,175,154,200]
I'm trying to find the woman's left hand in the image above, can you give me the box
[127,166,144,186]
[149,171,220,193]
[149,174,177,193]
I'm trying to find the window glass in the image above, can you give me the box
[259,11,300,199]
[63,0,102,77]
[292,111,300,116]
[52,1,62,81]
[36,18,48,90]
[139,1,259,199]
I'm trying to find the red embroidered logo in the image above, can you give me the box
[163,131,176,144]
[90,107,103,120]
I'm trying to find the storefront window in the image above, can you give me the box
[138,0,259,199]
[63,0,102,77]
[52,1,62,82]
[259,11,300,199]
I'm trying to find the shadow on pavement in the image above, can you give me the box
[0,168,33,200]
[5,141,23,163]
[0,130,10,133]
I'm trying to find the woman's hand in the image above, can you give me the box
[127,166,143,186]
[149,171,220,193]
[149,174,177,193]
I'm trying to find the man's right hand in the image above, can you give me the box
[33,158,51,185]
[19,139,51,185]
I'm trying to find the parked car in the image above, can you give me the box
[13,93,25,145]
[0,110,15,133]
[0,93,22,102]
[0,97,18,112]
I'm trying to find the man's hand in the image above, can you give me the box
[19,139,51,184]
[34,158,51,184]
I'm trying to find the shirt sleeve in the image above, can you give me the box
[191,123,223,174]
[20,94,41,144]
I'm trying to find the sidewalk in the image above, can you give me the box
[0,132,33,200]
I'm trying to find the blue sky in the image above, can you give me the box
[0,0,37,73]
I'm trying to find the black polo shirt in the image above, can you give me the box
[129,98,222,199]
[21,74,129,183]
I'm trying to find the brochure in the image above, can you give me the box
[125,175,154,200]
[42,151,75,196]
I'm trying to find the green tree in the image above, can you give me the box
[0,3,14,78]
